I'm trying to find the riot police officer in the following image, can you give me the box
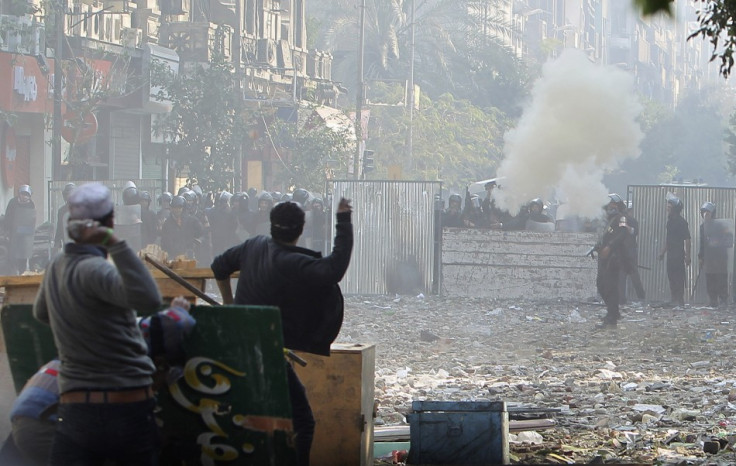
[442,193,464,227]
[207,191,239,256]
[698,202,731,307]
[252,191,274,236]
[607,194,646,304]
[139,191,158,247]
[4,185,36,274]
[658,195,691,307]
[592,198,630,328]
[161,196,204,261]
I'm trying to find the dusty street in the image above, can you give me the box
[340,295,736,465]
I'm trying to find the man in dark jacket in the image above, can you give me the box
[211,198,353,466]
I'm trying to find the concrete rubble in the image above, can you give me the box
[340,295,736,465]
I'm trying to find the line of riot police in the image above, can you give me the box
[440,180,580,232]
[119,184,332,265]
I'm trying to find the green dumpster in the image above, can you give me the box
[1,304,297,465]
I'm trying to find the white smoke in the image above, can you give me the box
[495,49,643,218]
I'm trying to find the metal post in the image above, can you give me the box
[407,0,415,170]
[353,0,365,180]
[52,0,65,180]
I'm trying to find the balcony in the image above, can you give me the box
[0,15,45,55]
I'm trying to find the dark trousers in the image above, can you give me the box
[706,273,729,306]
[50,399,158,466]
[12,416,56,465]
[618,266,646,303]
[286,363,315,466]
[597,259,620,323]
[667,254,686,305]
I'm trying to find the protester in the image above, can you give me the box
[211,198,354,466]
[33,182,163,465]
[5,296,195,466]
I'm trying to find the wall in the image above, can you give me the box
[442,228,598,300]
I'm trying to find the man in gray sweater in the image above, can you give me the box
[33,182,163,465]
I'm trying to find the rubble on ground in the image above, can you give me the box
[340,295,736,465]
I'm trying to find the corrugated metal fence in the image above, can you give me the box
[47,180,164,225]
[329,180,442,295]
[629,184,736,304]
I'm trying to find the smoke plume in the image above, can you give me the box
[494,49,643,218]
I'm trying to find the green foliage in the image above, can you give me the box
[367,92,508,191]
[151,53,249,192]
[633,0,673,16]
[725,112,736,175]
[256,107,353,192]
[604,90,732,193]
[688,0,736,78]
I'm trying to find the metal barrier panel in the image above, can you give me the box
[329,180,441,295]
[629,184,736,304]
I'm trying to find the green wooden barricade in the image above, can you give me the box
[1,304,297,465]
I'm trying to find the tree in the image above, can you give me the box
[151,51,249,192]
[634,0,736,78]
[604,89,733,194]
[366,89,509,191]
[254,107,353,193]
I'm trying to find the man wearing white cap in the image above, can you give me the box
[33,182,163,465]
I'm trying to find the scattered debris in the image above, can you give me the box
[342,295,736,464]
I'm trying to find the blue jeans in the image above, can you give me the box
[50,399,158,466]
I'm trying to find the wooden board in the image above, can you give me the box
[294,343,376,466]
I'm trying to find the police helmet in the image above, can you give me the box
[312,197,324,209]
[231,192,247,207]
[122,186,139,205]
[292,188,310,205]
[218,191,233,206]
[667,195,683,210]
[181,191,197,203]
[701,201,716,214]
[139,191,152,203]
[258,191,274,203]
[530,198,544,209]
[62,183,76,202]
[158,192,173,206]
[19,185,31,196]
[177,186,190,196]
[247,187,257,198]
[124,180,137,190]
[448,193,462,206]
[170,195,186,209]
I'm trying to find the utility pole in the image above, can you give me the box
[407,0,415,168]
[353,0,365,179]
[52,0,65,180]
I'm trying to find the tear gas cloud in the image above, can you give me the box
[494,49,644,218]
